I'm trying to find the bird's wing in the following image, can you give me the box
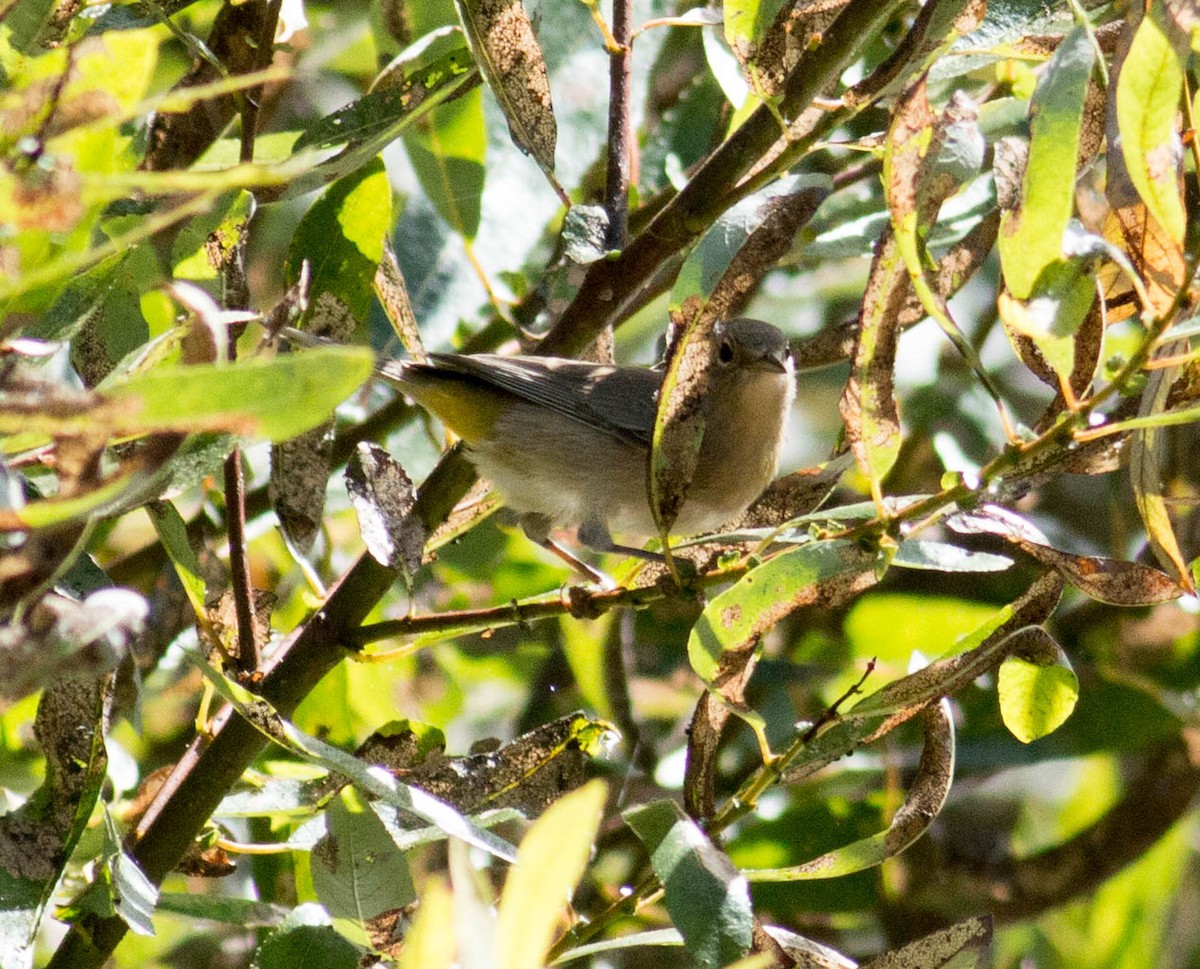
[425,353,660,447]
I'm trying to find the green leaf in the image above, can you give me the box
[496,780,607,969]
[286,158,393,328]
[3,0,56,51]
[403,90,486,240]
[1116,14,1186,246]
[173,190,257,283]
[998,638,1079,743]
[155,893,290,928]
[688,540,878,682]
[624,800,752,968]
[103,810,158,937]
[102,345,376,442]
[146,500,207,618]
[252,904,364,969]
[311,788,416,931]
[998,27,1095,299]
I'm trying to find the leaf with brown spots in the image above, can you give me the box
[454,0,560,191]
[745,700,954,880]
[947,505,1186,604]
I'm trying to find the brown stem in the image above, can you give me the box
[604,0,633,250]
[43,450,478,967]
[537,0,907,357]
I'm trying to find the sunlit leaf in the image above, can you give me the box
[454,0,558,186]
[689,540,880,682]
[103,346,376,442]
[997,630,1078,743]
[1116,14,1186,248]
[496,780,607,969]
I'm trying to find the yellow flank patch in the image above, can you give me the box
[400,373,506,443]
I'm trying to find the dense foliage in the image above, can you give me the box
[1,0,1199,966]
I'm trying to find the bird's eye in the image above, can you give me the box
[717,340,735,364]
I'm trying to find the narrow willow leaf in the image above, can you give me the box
[0,676,112,958]
[947,504,1185,604]
[295,29,477,153]
[103,810,158,937]
[1116,15,1186,248]
[624,800,753,969]
[155,894,289,928]
[860,916,992,969]
[747,700,953,880]
[454,0,557,182]
[997,629,1078,743]
[146,500,207,618]
[1129,349,1195,591]
[103,346,376,443]
[553,929,685,963]
[653,176,825,535]
[893,540,1013,573]
[496,781,607,969]
[839,230,905,505]
[284,31,479,200]
[998,27,1095,299]
[688,540,880,682]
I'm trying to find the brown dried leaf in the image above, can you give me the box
[1130,345,1196,592]
[753,0,849,97]
[205,588,277,666]
[844,0,987,108]
[455,0,557,181]
[652,299,719,537]
[884,702,955,858]
[345,441,426,576]
[706,183,829,323]
[684,645,759,822]
[388,713,602,817]
[947,505,1186,604]
[0,675,112,884]
[861,916,992,969]
[271,421,333,554]
[374,238,424,361]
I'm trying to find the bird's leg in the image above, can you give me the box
[519,514,614,587]
[577,519,664,563]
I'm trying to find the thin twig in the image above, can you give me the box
[604,0,633,250]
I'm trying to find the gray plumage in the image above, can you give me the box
[380,318,795,552]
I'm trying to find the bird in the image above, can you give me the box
[376,318,795,576]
